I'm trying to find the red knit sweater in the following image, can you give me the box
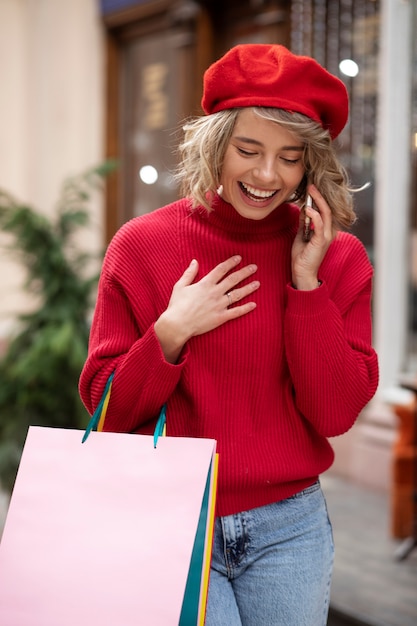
[79,196,379,516]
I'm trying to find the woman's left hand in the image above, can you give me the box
[291,184,335,290]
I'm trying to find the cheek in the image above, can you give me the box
[221,168,241,194]
[289,167,305,189]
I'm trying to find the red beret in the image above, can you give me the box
[201,44,349,139]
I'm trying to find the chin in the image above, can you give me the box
[236,206,275,220]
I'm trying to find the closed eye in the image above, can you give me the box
[237,147,257,157]
[281,157,301,165]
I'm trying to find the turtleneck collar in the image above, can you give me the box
[191,195,300,238]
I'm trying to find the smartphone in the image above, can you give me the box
[303,194,314,242]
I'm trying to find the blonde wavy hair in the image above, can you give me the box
[175,107,357,230]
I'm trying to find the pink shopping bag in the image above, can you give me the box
[0,426,218,626]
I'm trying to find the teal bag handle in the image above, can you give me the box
[82,373,114,443]
[153,405,166,448]
[82,372,166,447]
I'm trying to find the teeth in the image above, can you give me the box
[241,182,276,200]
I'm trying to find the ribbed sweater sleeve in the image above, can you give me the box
[285,245,378,436]
[79,203,191,433]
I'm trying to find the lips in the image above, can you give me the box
[239,181,278,202]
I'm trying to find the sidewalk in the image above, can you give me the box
[322,472,417,626]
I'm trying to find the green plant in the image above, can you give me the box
[0,162,116,492]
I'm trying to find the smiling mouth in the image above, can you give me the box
[239,182,278,202]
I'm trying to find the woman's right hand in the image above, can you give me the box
[154,255,260,363]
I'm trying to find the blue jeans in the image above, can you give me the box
[205,481,334,626]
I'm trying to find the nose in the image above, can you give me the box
[253,157,279,185]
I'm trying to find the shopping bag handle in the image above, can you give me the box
[153,405,166,448]
[82,372,167,447]
[82,373,114,443]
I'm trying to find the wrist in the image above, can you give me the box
[154,312,189,364]
[292,279,322,291]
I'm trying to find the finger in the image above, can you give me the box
[307,185,333,224]
[220,263,258,294]
[175,258,199,287]
[300,209,313,242]
[304,204,334,248]
[204,255,242,284]
[307,184,324,206]
[305,204,320,232]
[226,280,260,306]
[224,300,257,319]
[303,190,327,238]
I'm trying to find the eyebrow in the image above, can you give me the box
[233,136,304,151]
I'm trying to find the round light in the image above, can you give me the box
[139,165,158,185]
[339,59,359,78]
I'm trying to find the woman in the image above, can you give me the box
[79,44,379,625]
